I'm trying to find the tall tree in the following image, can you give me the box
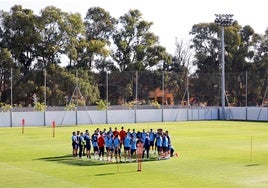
[45,65,99,106]
[254,28,268,72]
[37,6,85,67]
[108,9,172,104]
[247,28,268,106]
[224,25,257,106]
[36,6,66,66]
[111,9,171,72]
[190,22,220,73]
[64,12,85,67]
[81,7,115,69]
[189,22,222,105]
[189,21,264,106]
[167,39,194,104]
[171,39,193,73]
[0,48,13,103]
[1,5,40,72]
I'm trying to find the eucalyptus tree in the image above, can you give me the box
[44,65,100,106]
[37,6,85,67]
[167,39,194,104]
[0,5,40,71]
[254,28,268,72]
[189,22,222,105]
[64,12,85,67]
[111,9,171,72]
[0,48,13,103]
[190,22,220,74]
[81,7,115,70]
[190,22,244,105]
[109,9,171,104]
[0,12,12,103]
[225,25,260,106]
[0,5,43,106]
[190,21,263,106]
[35,6,64,66]
[247,28,268,106]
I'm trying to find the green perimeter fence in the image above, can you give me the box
[0,68,268,112]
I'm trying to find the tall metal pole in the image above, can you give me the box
[162,71,164,106]
[75,69,78,125]
[215,14,234,120]
[135,71,138,123]
[106,71,108,124]
[106,71,108,105]
[246,71,248,107]
[44,69,47,107]
[221,26,225,119]
[162,71,164,122]
[135,71,138,110]
[44,69,47,126]
[11,67,13,108]
[10,67,13,127]
[187,74,190,106]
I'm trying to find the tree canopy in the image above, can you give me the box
[0,4,267,107]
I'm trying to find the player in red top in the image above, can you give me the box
[98,132,105,160]
[113,127,119,137]
[119,126,126,148]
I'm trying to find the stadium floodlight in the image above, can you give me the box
[214,14,234,120]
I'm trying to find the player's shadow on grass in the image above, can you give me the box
[37,154,159,167]
[37,155,107,166]
[245,163,260,167]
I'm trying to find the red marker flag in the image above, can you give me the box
[52,121,56,137]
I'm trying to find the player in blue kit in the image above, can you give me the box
[91,130,99,160]
[78,132,85,158]
[108,134,115,162]
[126,128,131,138]
[149,129,156,154]
[156,131,163,160]
[142,133,150,160]
[104,133,111,161]
[131,129,137,140]
[162,133,169,159]
[141,129,147,143]
[72,131,78,157]
[84,130,91,159]
[123,134,131,162]
[113,134,121,163]
[130,134,137,162]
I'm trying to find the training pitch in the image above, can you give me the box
[0,121,267,188]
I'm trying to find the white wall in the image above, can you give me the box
[46,111,76,126]
[0,107,267,127]
[226,107,246,120]
[247,107,268,121]
[136,109,163,123]
[108,110,135,124]
[0,112,11,126]
[12,112,44,126]
[78,111,106,124]
[163,109,188,121]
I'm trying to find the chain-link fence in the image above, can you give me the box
[1,68,267,112]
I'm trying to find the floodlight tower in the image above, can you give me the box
[214,14,234,120]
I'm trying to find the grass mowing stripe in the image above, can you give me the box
[0,162,86,188]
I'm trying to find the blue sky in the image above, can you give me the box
[1,0,267,54]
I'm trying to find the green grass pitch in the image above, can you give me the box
[0,121,267,188]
